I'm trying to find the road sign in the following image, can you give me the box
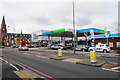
[90,30,94,38]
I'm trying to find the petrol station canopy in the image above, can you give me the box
[38,28,110,37]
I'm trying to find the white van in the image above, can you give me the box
[89,43,110,53]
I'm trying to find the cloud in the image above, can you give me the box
[1,1,118,34]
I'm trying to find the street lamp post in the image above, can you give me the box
[73,1,76,54]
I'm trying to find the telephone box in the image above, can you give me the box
[21,38,26,46]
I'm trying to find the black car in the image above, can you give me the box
[0,46,5,48]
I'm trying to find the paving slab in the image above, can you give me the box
[14,70,38,79]
[62,58,83,63]
[49,56,70,60]
[76,59,106,67]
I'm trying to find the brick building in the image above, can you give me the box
[1,16,32,46]
[88,33,120,50]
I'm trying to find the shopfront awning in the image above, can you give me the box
[76,28,110,37]
[39,28,110,37]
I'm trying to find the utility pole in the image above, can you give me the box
[73,1,76,54]
[104,28,109,45]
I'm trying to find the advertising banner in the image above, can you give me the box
[109,42,113,47]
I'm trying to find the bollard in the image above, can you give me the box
[58,49,62,57]
[90,51,97,63]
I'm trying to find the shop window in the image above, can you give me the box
[117,42,120,47]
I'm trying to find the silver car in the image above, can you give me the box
[18,46,29,51]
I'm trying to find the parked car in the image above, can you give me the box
[31,44,39,47]
[18,46,29,51]
[0,46,5,48]
[26,44,33,48]
[88,43,110,53]
[51,44,67,50]
[48,44,53,49]
[11,45,20,48]
[72,45,89,51]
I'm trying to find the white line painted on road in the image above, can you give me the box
[22,53,31,55]
[5,60,8,63]
[0,57,8,63]
[7,59,26,70]
[102,68,120,73]
[35,55,49,59]
[1,57,26,70]
[10,63,19,71]
[111,67,120,70]
[3,55,57,80]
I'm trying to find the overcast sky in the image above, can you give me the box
[0,0,119,34]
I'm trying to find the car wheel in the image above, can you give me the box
[82,49,85,52]
[103,49,107,53]
[89,49,93,52]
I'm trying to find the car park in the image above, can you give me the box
[88,43,110,53]
[18,46,29,51]
[72,45,89,51]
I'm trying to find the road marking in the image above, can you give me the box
[0,57,8,63]
[5,60,8,63]
[102,68,120,73]
[22,53,31,55]
[3,55,57,80]
[111,67,120,70]
[10,63,19,71]
[35,55,49,59]
[2,57,26,71]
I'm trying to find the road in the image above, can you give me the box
[1,47,119,80]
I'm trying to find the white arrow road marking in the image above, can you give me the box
[102,68,120,73]
[111,67,120,70]
[10,63,19,71]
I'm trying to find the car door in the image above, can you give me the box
[95,45,101,51]
[99,44,104,51]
